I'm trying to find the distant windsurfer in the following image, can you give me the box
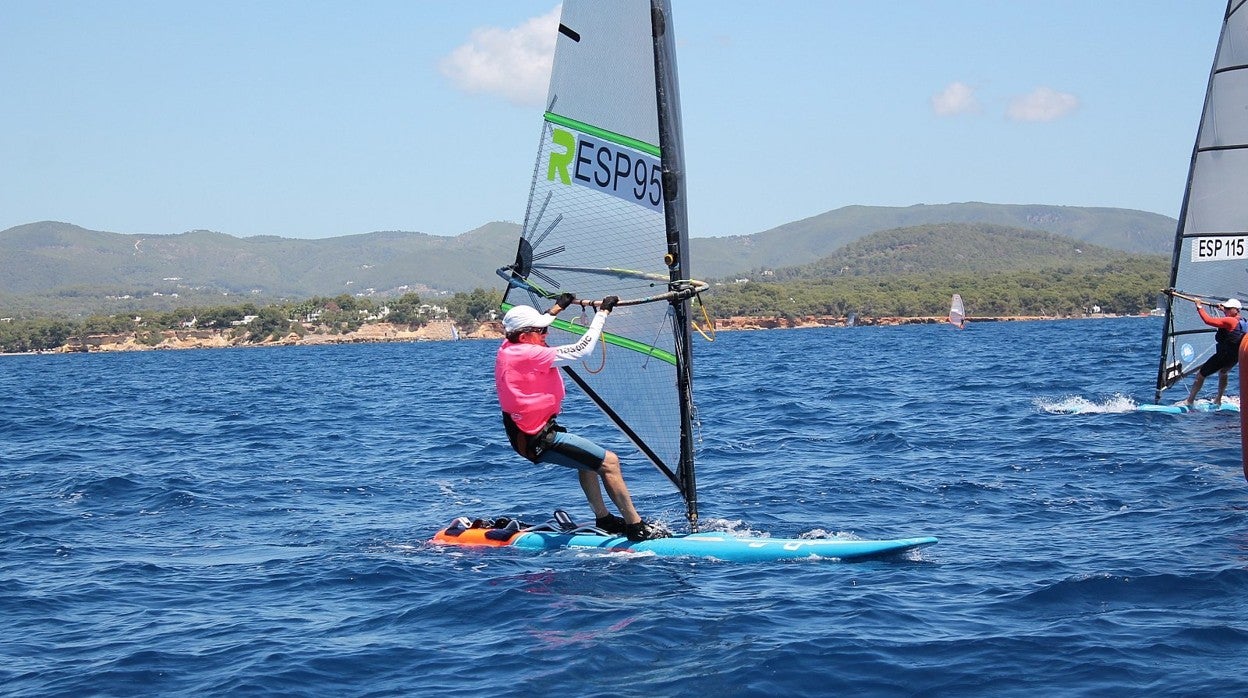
[1183,297,1248,407]
[495,294,669,541]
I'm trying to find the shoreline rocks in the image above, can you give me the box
[17,313,1138,355]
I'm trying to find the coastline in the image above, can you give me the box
[49,319,485,354]
[2,313,1149,356]
[709,312,1144,331]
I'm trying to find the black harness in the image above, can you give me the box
[501,412,565,463]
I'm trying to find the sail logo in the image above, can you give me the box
[546,128,663,212]
[1191,236,1248,262]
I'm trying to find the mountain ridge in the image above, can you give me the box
[691,202,1173,277]
[0,203,1176,316]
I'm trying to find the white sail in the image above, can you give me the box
[1155,1,1248,401]
[949,294,966,329]
[498,1,701,527]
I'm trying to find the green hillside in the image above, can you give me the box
[0,221,517,311]
[705,223,1168,318]
[765,223,1147,280]
[0,203,1177,317]
[692,202,1174,279]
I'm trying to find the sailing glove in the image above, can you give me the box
[553,292,576,310]
[600,296,619,313]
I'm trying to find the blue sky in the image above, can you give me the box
[0,1,1229,239]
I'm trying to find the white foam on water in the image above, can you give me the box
[1038,394,1241,414]
[1036,393,1139,414]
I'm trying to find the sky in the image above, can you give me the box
[0,1,1231,240]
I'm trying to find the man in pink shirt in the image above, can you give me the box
[495,293,668,541]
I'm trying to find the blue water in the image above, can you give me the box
[3,317,1247,696]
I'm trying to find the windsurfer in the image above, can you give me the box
[1183,297,1248,407]
[495,294,669,541]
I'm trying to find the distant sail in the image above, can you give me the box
[949,294,966,329]
[1154,1,1248,402]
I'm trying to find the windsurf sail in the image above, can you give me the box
[497,0,704,529]
[949,294,966,329]
[1154,1,1248,404]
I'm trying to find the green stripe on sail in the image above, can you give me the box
[499,303,677,366]
[545,112,661,157]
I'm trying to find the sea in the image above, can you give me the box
[3,316,1246,697]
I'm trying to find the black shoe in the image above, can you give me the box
[595,514,627,535]
[625,520,670,542]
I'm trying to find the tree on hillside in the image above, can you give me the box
[81,314,135,334]
[247,306,292,341]
[446,288,502,325]
[0,318,77,352]
[387,293,427,325]
[197,305,247,329]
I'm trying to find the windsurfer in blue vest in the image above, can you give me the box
[1183,297,1248,407]
[495,293,669,542]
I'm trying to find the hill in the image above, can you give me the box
[764,222,1159,280]
[0,221,519,296]
[692,202,1174,279]
[705,223,1168,318]
[0,203,1176,316]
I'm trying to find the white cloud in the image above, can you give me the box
[439,6,561,107]
[931,81,981,117]
[1006,87,1079,122]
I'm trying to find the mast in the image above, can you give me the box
[1154,0,1241,403]
[650,0,698,531]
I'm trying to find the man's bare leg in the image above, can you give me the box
[596,450,641,524]
[1186,374,1206,405]
[577,469,611,520]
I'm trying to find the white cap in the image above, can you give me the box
[1223,298,1242,310]
[502,305,557,334]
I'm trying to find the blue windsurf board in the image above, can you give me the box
[1138,401,1240,414]
[433,516,937,562]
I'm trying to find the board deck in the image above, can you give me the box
[431,517,937,562]
[1138,401,1240,414]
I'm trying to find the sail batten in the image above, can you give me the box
[1197,143,1248,152]
[500,0,699,528]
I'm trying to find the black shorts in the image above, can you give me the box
[1199,343,1240,377]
